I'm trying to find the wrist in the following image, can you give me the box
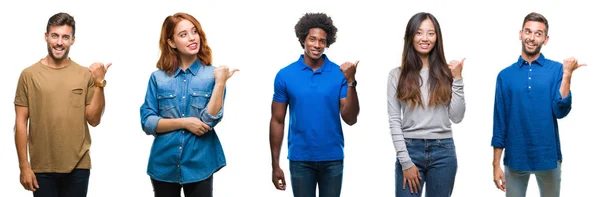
[215,81,226,87]
[562,73,572,78]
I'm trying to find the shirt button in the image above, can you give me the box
[177,165,180,168]
[170,94,173,97]
[182,113,185,116]
[179,146,182,150]
[528,77,531,80]
[528,86,531,89]
[205,94,209,97]
[184,79,187,82]
[529,69,532,71]
[181,131,185,133]
[182,96,186,99]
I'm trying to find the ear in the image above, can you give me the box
[542,35,549,46]
[518,30,523,41]
[168,39,176,49]
[44,32,48,42]
[70,36,76,45]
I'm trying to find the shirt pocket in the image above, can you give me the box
[157,92,177,116]
[70,88,85,108]
[189,89,212,116]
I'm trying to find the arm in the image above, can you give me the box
[270,101,288,169]
[448,78,466,123]
[198,83,225,128]
[387,70,413,170]
[15,105,39,191]
[85,86,105,127]
[491,75,507,149]
[340,82,359,125]
[493,147,506,191]
[552,69,572,119]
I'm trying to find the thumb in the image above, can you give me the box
[229,68,240,76]
[460,58,466,65]
[105,62,113,70]
[580,64,587,67]
[33,176,39,188]
[354,60,360,67]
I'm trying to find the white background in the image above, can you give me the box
[1,0,598,196]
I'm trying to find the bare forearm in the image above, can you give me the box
[559,74,572,99]
[206,83,225,116]
[493,147,504,167]
[156,118,188,134]
[86,87,105,126]
[15,123,29,169]
[341,87,359,125]
[270,119,284,168]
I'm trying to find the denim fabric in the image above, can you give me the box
[395,138,457,197]
[140,59,226,184]
[33,169,90,197]
[289,160,344,197]
[505,161,561,197]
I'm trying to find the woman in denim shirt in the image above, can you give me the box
[140,12,237,197]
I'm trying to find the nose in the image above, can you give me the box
[188,34,196,41]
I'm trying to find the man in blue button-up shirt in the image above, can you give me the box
[491,12,586,197]
[269,13,360,197]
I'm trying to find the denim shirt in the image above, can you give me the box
[140,59,226,184]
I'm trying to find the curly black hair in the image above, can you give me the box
[294,13,338,49]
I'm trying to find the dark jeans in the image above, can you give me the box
[151,176,213,197]
[33,169,90,197]
[395,138,458,197]
[289,160,344,197]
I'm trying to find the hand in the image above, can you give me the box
[183,117,212,136]
[20,167,39,192]
[493,165,506,192]
[89,62,112,83]
[448,58,465,79]
[340,60,359,82]
[402,165,422,194]
[214,65,239,84]
[272,167,286,190]
[562,57,586,76]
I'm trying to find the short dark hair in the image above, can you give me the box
[522,12,548,35]
[294,13,337,48]
[47,12,76,36]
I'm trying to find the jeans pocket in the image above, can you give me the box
[437,139,455,149]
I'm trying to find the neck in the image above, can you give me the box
[303,54,325,71]
[521,52,540,63]
[419,54,430,68]
[180,55,198,70]
[42,56,70,68]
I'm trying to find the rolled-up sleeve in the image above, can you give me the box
[552,68,572,119]
[491,75,506,148]
[140,74,161,136]
[199,87,225,128]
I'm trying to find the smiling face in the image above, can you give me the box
[412,18,437,58]
[45,25,74,61]
[168,19,200,59]
[303,28,327,61]
[520,21,548,57]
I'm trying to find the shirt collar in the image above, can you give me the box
[174,58,202,76]
[297,54,332,73]
[518,53,547,67]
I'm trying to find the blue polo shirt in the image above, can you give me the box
[273,54,348,161]
[492,53,572,171]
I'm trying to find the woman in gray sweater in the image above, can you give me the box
[387,12,466,197]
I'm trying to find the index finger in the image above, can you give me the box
[199,121,212,131]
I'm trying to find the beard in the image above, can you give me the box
[521,39,543,56]
[47,44,70,60]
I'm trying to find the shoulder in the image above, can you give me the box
[20,61,42,76]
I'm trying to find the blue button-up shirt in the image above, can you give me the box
[273,54,348,161]
[492,53,572,171]
[140,59,226,184]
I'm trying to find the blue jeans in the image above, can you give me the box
[395,138,457,197]
[289,160,343,197]
[33,169,90,197]
[505,162,561,197]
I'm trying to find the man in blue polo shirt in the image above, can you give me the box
[491,12,586,197]
[269,12,360,197]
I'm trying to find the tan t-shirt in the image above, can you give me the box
[14,59,95,173]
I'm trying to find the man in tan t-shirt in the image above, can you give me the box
[13,12,111,197]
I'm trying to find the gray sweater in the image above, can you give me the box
[387,67,466,170]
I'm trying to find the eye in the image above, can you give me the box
[428,32,434,36]
[62,35,71,40]
[309,37,315,41]
[180,33,187,37]
[319,39,326,44]
[51,34,59,39]
[192,29,198,34]
[535,32,542,36]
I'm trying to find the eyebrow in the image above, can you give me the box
[524,28,544,33]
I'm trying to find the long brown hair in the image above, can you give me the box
[396,12,452,109]
[157,12,212,75]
